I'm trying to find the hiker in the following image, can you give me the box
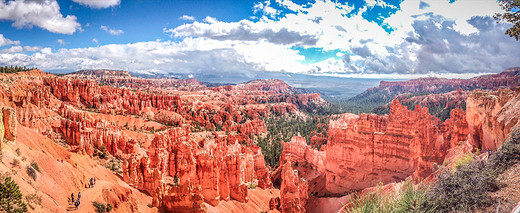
[94,177,96,185]
[488,149,491,157]
[78,192,81,200]
[71,193,75,203]
[74,200,80,210]
[90,178,94,188]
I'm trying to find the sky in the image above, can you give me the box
[0,0,519,80]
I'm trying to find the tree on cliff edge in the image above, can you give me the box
[0,176,27,213]
[494,0,520,40]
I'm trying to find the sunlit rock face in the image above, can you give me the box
[325,99,461,194]
[280,160,308,213]
[466,88,520,152]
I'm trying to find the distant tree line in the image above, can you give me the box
[0,65,36,73]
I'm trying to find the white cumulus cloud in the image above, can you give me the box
[1,46,23,53]
[72,0,120,9]
[0,0,81,34]
[100,25,124,36]
[57,39,66,45]
[0,34,20,46]
[179,15,195,21]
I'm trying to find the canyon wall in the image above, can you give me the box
[325,99,466,194]
[466,88,520,151]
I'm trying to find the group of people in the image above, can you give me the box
[70,192,81,210]
[89,177,96,188]
[68,177,97,210]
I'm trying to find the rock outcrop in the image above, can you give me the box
[466,88,520,151]
[2,106,17,141]
[440,108,469,149]
[325,100,450,194]
[278,136,326,186]
[58,104,136,157]
[280,161,308,213]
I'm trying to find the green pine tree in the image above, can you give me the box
[0,176,28,213]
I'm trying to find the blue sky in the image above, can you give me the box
[0,0,519,79]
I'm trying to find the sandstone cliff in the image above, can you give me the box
[466,88,520,151]
[325,99,470,194]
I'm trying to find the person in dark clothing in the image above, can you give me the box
[488,149,491,157]
[75,200,80,210]
[78,192,81,200]
[71,193,75,203]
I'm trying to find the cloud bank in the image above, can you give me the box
[1,0,519,78]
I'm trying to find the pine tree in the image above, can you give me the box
[494,0,520,40]
[0,176,28,213]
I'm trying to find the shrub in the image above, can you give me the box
[30,162,40,173]
[425,161,497,212]
[92,201,106,213]
[25,193,42,210]
[147,203,153,208]
[104,158,121,173]
[15,148,21,156]
[343,188,392,213]
[342,180,435,213]
[106,203,113,212]
[26,167,36,181]
[423,128,520,212]
[247,182,258,189]
[96,150,107,159]
[0,176,28,212]
[394,182,435,213]
[12,159,19,167]
[487,128,520,173]
[454,151,475,170]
